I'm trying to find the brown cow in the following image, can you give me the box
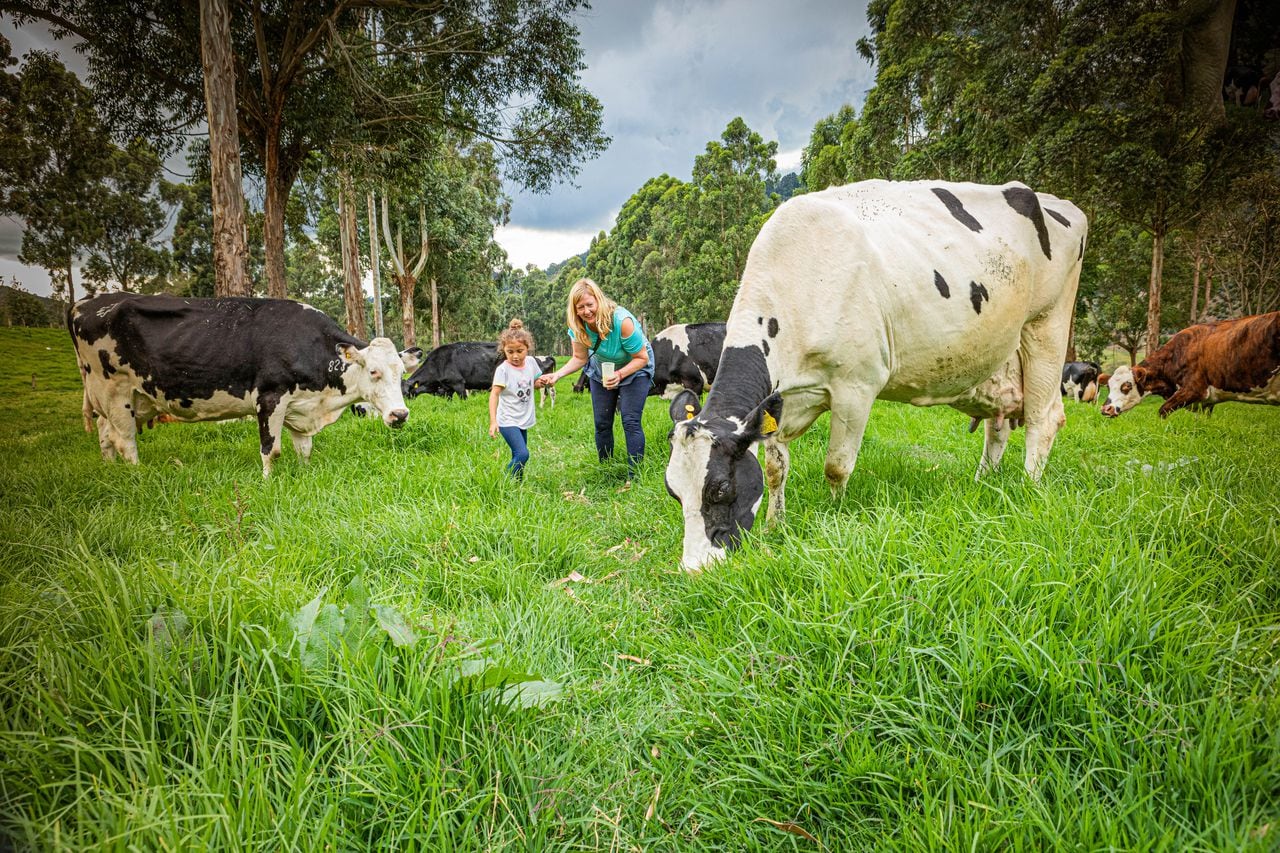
[1099,312,1280,418]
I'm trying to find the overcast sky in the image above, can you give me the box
[1,1,874,297]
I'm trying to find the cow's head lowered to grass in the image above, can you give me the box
[665,389,783,571]
[337,338,422,428]
[1099,365,1167,417]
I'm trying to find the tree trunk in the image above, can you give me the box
[368,191,383,338]
[1146,231,1164,355]
[430,276,441,350]
[1126,345,1138,366]
[397,271,417,348]
[338,173,367,339]
[1190,253,1202,323]
[1204,267,1213,317]
[199,0,250,298]
[263,119,288,299]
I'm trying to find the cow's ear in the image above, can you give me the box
[745,392,783,442]
[1097,372,1110,386]
[336,343,363,365]
[669,389,701,424]
[400,347,423,371]
[1130,366,1147,389]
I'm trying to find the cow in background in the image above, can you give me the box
[1100,312,1280,418]
[650,322,726,398]
[70,293,420,477]
[1061,361,1101,403]
[534,355,557,407]
[666,180,1087,570]
[403,341,501,399]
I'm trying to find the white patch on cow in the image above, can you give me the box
[667,425,724,571]
[1101,365,1145,416]
[1062,378,1083,402]
[301,302,327,314]
[1204,369,1280,405]
[661,323,692,355]
[659,381,686,400]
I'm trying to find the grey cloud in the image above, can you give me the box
[506,0,873,232]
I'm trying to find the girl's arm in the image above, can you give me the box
[488,385,502,437]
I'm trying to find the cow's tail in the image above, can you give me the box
[82,388,94,433]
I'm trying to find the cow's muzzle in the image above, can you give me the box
[1101,404,1119,418]
[388,408,409,428]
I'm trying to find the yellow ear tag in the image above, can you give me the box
[684,404,696,420]
[761,411,778,435]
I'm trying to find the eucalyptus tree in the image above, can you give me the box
[0,46,112,303]
[8,0,607,301]
[82,139,171,293]
[800,104,857,192]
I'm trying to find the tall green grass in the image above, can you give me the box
[1,326,1277,850]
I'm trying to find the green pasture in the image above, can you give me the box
[1,325,1277,850]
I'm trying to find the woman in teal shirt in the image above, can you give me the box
[538,278,654,477]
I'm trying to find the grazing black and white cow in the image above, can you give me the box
[650,322,726,398]
[666,180,1087,570]
[402,341,501,399]
[70,293,421,477]
[1061,361,1101,403]
[534,355,557,407]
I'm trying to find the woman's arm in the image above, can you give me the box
[541,339,589,386]
[607,317,649,387]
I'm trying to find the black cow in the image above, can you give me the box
[650,322,726,398]
[403,341,502,399]
[70,293,421,477]
[534,355,557,407]
[1060,361,1101,403]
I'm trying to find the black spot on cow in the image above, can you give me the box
[762,339,770,356]
[933,270,951,299]
[1045,207,1071,228]
[931,187,983,232]
[1079,237,1084,260]
[970,281,989,314]
[257,391,282,454]
[757,316,763,325]
[1002,186,1052,259]
[80,362,90,376]
[99,350,116,377]
[767,318,779,338]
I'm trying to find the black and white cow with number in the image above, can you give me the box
[666,180,1087,570]
[70,293,421,477]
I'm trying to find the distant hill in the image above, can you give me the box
[0,284,63,328]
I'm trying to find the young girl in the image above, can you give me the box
[489,319,543,479]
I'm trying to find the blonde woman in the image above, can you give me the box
[538,278,653,477]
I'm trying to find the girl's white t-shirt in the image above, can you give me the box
[493,359,543,429]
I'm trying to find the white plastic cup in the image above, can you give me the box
[601,361,616,381]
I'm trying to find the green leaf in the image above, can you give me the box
[290,589,326,654]
[499,680,564,709]
[373,604,419,647]
[342,574,371,648]
[302,603,345,670]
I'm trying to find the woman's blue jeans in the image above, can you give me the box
[587,373,652,475]
[498,426,529,479]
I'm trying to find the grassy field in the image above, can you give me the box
[0,325,1277,850]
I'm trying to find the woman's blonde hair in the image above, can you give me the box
[566,278,617,345]
[498,317,535,352]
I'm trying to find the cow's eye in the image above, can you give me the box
[1121,382,1132,393]
[706,480,734,503]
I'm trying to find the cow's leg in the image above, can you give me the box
[104,402,139,464]
[289,428,313,463]
[824,392,875,495]
[96,414,118,461]
[976,418,1014,479]
[764,389,827,522]
[257,394,288,478]
[1019,317,1071,480]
